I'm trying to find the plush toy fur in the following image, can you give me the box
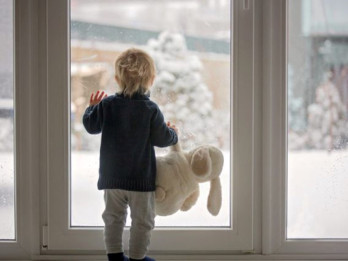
[155,142,224,216]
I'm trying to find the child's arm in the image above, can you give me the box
[82,91,107,134]
[150,106,178,147]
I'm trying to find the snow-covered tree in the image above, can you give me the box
[0,118,13,151]
[288,65,307,150]
[147,32,221,149]
[306,78,348,150]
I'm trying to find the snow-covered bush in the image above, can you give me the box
[0,118,13,151]
[288,65,306,133]
[147,31,227,149]
[306,80,348,150]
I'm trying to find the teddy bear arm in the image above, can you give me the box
[180,188,200,212]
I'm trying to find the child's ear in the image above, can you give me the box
[115,75,120,85]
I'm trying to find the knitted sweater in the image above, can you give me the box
[82,92,178,191]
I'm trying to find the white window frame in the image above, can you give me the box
[262,0,348,256]
[7,0,348,260]
[43,0,258,254]
[0,0,41,259]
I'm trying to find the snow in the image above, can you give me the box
[70,151,231,227]
[71,62,110,77]
[0,118,13,151]
[147,32,229,150]
[2,150,348,239]
[0,152,14,240]
[304,81,348,150]
[0,99,13,109]
[287,150,348,238]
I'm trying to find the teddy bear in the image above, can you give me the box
[155,142,224,216]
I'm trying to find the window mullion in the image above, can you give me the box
[262,0,287,255]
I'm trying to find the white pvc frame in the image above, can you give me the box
[44,0,257,254]
[0,0,41,259]
[11,0,348,259]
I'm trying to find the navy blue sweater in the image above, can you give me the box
[82,92,178,191]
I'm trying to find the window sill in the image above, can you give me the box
[31,253,348,261]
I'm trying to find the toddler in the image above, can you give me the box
[83,48,178,261]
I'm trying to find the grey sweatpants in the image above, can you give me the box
[102,189,155,259]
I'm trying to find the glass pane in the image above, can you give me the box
[288,0,348,238]
[0,0,14,240]
[70,0,230,227]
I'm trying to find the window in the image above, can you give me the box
[70,0,231,228]
[0,0,14,241]
[287,0,348,239]
[11,0,348,258]
[46,0,254,252]
[263,0,348,255]
[0,0,42,259]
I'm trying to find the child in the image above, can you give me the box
[83,48,178,261]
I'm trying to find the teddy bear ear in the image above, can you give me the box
[190,147,212,180]
[207,177,222,216]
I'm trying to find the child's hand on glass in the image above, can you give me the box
[89,91,107,106]
[167,121,179,135]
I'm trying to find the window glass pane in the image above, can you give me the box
[0,0,14,240]
[288,0,348,238]
[70,0,230,227]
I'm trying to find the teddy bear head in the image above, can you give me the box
[155,143,224,216]
[188,145,224,183]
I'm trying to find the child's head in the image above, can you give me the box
[114,48,156,97]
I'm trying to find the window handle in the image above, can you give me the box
[243,0,250,10]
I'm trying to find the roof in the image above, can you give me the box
[70,0,230,54]
[303,0,348,36]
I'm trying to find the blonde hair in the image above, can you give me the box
[115,48,156,97]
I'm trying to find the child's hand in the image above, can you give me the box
[167,121,179,135]
[89,91,107,106]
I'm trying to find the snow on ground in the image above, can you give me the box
[70,151,231,227]
[2,150,348,239]
[0,152,14,240]
[288,150,348,238]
